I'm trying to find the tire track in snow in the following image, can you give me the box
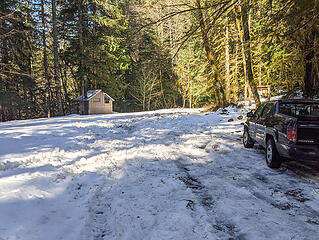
[211,134,319,238]
[74,110,319,240]
[173,129,319,240]
[174,155,246,240]
[218,134,319,225]
[83,185,114,240]
[169,127,254,239]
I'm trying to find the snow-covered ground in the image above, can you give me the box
[0,108,319,240]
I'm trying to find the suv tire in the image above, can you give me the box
[266,138,282,168]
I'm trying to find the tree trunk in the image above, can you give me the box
[0,18,7,121]
[83,75,88,114]
[195,0,226,107]
[60,63,71,113]
[303,30,319,97]
[239,0,261,106]
[189,81,192,108]
[234,34,240,103]
[225,17,231,102]
[143,78,146,111]
[52,0,64,116]
[182,71,186,108]
[159,68,167,108]
[77,0,84,97]
[41,0,51,117]
[77,0,88,114]
[304,50,315,97]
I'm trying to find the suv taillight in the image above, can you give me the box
[287,126,297,142]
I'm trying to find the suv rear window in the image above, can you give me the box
[279,102,319,118]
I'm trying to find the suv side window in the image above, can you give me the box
[261,103,274,118]
[254,104,265,120]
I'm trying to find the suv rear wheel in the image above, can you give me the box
[243,128,254,148]
[266,139,282,168]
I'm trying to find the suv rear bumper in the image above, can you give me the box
[286,144,319,162]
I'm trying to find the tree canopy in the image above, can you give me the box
[1,0,318,121]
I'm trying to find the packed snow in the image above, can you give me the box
[0,108,319,240]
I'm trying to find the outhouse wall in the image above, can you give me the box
[88,91,113,114]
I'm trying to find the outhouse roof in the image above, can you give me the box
[104,93,115,102]
[75,90,115,101]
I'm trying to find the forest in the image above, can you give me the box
[0,0,319,121]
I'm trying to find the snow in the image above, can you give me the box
[0,108,319,240]
[75,89,101,101]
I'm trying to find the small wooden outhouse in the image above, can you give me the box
[75,90,114,115]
